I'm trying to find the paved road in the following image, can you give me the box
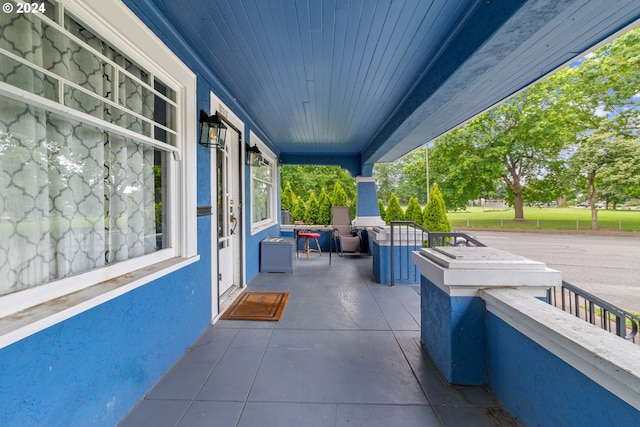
[468,230,640,313]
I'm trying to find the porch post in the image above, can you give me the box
[352,175,385,228]
[411,246,560,385]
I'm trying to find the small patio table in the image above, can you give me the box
[293,224,334,265]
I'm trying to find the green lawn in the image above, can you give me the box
[446,207,640,232]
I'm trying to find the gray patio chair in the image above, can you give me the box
[331,206,361,256]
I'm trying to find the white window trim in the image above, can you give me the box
[250,131,278,234]
[0,0,198,349]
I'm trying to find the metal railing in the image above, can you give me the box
[389,221,429,286]
[547,280,640,345]
[389,222,484,286]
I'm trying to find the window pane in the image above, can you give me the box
[252,181,270,223]
[0,11,177,146]
[0,53,59,102]
[251,160,273,224]
[0,95,167,296]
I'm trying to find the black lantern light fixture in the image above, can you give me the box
[246,144,263,166]
[199,110,227,149]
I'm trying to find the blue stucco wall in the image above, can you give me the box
[420,277,487,385]
[0,2,257,424]
[125,0,280,285]
[486,313,638,426]
[355,181,380,217]
[0,218,212,426]
[371,241,420,284]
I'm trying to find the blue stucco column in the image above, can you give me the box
[353,176,385,228]
[411,246,560,385]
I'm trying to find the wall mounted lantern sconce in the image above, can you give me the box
[199,110,227,149]
[246,144,263,166]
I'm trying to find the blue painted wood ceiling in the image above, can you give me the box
[129,0,640,172]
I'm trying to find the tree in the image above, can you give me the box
[304,192,319,224]
[429,126,504,211]
[397,150,428,204]
[372,27,640,214]
[378,198,386,222]
[349,197,356,221]
[569,131,640,229]
[317,188,332,225]
[384,193,404,224]
[557,27,640,226]
[404,197,423,224]
[373,162,398,203]
[331,181,348,207]
[374,149,428,204]
[423,183,451,232]
[281,181,294,211]
[291,198,306,222]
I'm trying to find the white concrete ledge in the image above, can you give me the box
[412,247,559,297]
[0,256,199,350]
[369,225,426,246]
[352,215,386,228]
[482,288,640,411]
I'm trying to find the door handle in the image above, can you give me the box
[230,213,238,235]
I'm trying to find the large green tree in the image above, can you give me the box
[372,162,399,203]
[569,130,640,229]
[434,75,575,220]
[560,27,640,226]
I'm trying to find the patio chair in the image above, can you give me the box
[331,206,361,256]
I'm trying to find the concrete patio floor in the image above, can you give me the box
[118,255,520,427]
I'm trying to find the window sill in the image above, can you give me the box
[0,256,199,350]
[251,219,278,235]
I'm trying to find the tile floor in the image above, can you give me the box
[118,255,520,427]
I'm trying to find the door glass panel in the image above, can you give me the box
[217,150,228,249]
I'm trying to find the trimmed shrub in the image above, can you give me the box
[292,198,306,222]
[385,193,404,224]
[378,198,386,222]
[281,181,294,211]
[331,181,348,207]
[423,183,451,232]
[405,197,423,224]
[304,191,320,224]
[349,197,356,220]
[318,188,332,225]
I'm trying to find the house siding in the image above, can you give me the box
[486,312,638,426]
[0,1,269,423]
[0,232,211,425]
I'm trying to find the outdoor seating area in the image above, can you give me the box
[118,255,519,426]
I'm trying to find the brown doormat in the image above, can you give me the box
[220,292,289,321]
